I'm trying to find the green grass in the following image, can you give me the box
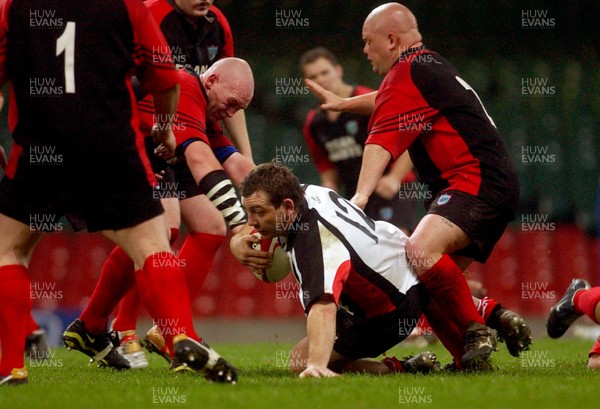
[1,339,598,409]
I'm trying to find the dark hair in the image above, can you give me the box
[299,47,339,71]
[240,162,305,210]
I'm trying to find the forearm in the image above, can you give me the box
[151,84,179,135]
[338,91,377,115]
[306,298,337,368]
[356,144,392,200]
[387,151,413,182]
[222,110,254,162]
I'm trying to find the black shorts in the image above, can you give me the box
[426,189,515,263]
[365,193,417,233]
[333,284,426,360]
[171,161,204,200]
[0,141,163,232]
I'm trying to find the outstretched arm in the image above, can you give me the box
[299,296,340,379]
[305,79,377,115]
[351,144,392,209]
[222,110,255,163]
[375,151,413,200]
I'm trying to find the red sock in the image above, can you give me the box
[419,254,484,331]
[134,253,198,355]
[179,232,225,300]
[112,286,142,332]
[476,297,498,323]
[80,246,135,334]
[423,297,465,367]
[0,265,30,376]
[26,312,40,335]
[574,287,600,324]
[112,228,180,333]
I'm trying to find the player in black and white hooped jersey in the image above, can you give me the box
[232,162,533,377]
[233,162,439,378]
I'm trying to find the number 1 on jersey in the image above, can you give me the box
[56,22,76,94]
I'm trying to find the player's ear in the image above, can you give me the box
[281,198,295,213]
[388,33,399,50]
[204,73,218,90]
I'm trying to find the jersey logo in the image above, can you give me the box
[437,194,451,206]
[207,45,219,62]
[379,206,393,221]
[345,120,359,136]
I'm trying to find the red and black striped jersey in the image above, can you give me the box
[283,185,419,317]
[145,0,233,74]
[367,47,519,210]
[0,0,179,148]
[137,69,230,150]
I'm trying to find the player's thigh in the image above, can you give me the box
[334,288,424,360]
[103,214,171,268]
[183,140,223,185]
[0,213,43,266]
[408,213,471,258]
[180,195,226,235]
[161,197,181,231]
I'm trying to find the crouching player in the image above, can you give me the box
[231,163,532,376]
[232,162,440,377]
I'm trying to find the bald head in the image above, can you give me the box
[362,2,422,75]
[201,57,254,122]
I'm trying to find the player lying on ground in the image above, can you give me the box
[231,162,531,376]
[547,279,600,369]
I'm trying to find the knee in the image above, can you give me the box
[406,239,436,274]
[588,354,600,370]
[288,351,306,374]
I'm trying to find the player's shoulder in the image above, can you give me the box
[407,49,456,80]
[209,5,230,27]
[303,185,329,207]
[144,0,173,21]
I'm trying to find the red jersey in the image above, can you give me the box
[137,69,231,151]
[367,47,518,210]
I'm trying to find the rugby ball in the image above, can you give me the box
[250,231,291,283]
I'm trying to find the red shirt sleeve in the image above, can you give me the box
[171,70,208,146]
[366,64,437,160]
[303,109,335,173]
[124,0,179,93]
[136,70,208,147]
[211,5,234,58]
[0,0,11,88]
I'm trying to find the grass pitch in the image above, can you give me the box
[2,338,598,409]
